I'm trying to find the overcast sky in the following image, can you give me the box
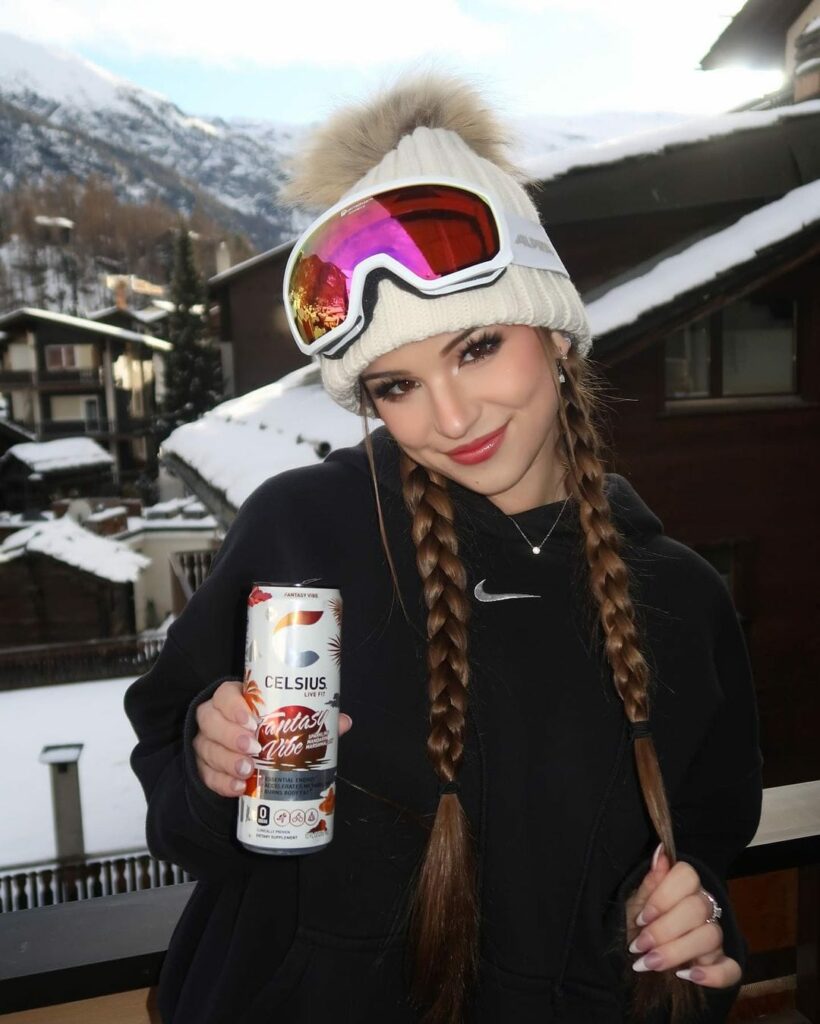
[0,0,784,124]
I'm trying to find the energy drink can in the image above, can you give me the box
[237,581,342,855]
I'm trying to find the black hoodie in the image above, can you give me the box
[124,426,763,1024]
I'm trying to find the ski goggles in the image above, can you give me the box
[283,175,570,359]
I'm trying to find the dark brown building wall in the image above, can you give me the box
[0,553,135,645]
[603,260,820,788]
[218,260,310,397]
[546,201,760,292]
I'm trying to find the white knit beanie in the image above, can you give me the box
[280,74,593,414]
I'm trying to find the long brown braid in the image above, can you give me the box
[397,456,480,1022]
[358,330,706,1023]
[549,330,706,1022]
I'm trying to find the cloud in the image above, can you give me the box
[477,0,744,14]
[0,0,507,67]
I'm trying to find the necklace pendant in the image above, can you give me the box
[532,546,541,554]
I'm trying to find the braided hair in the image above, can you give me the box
[359,328,706,1024]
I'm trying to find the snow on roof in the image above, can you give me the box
[150,299,205,315]
[85,505,127,523]
[143,496,200,518]
[34,215,74,229]
[122,514,218,535]
[161,362,364,511]
[0,510,54,526]
[523,98,820,183]
[586,178,820,337]
[87,304,168,325]
[137,307,169,323]
[0,516,149,583]
[0,308,172,351]
[5,437,114,474]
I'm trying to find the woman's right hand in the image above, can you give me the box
[193,680,352,797]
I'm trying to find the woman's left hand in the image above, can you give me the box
[624,845,741,988]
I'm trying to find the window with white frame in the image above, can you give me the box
[45,345,78,370]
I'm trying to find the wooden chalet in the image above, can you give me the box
[88,304,169,336]
[208,240,295,397]
[0,438,116,513]
[0,516,148,645]
[0,308,172,487]
[0,416,35,460]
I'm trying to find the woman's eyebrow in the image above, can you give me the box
[359,327,479,381]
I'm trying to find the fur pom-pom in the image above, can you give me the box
[277,70,524,211]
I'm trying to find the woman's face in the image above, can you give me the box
[360,324,571,515]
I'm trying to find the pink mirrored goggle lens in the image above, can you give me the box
[287,184,501,346]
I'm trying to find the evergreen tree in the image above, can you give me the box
[157,227,222,440]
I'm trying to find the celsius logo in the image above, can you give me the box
[272,610,324,667]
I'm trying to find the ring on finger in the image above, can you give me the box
[699,888,723,926]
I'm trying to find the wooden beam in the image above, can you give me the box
[0,986,159,1023]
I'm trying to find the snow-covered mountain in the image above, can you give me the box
[0,31,688,256]
[0,32,304,250]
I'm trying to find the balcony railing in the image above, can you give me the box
[0,369,37,386]
[0,850,192,914]
[0,781,817,1021]
[0,369,104,388]
[39,417,155,438]
[0,634,164,690]
[170,549,215,615]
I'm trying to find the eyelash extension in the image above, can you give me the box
[371,331,504,402]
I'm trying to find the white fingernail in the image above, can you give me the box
[651,842,663,870]
[245,715,257,731]
[231,778,245,792]
[632,956,651,972]
[675,969,697,982]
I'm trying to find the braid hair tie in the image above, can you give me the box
[629,719,652,741]
[439,780,460,796]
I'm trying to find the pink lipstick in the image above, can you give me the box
[446,424,508,465]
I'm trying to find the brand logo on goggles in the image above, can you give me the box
[340,199,372,218]
[515,234,555,255]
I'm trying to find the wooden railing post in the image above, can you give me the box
[796,862,819,1022]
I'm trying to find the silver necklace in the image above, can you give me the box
[506,495,571,554]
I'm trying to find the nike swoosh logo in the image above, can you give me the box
[473,579,541,603]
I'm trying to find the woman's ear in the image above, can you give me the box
[548,329,571,359]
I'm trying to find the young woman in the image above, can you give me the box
[124,73,763,1024]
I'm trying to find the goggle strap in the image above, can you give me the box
[506,210,570,277]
